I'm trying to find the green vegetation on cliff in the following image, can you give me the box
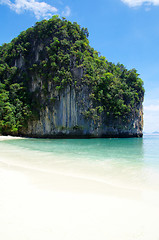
[0,16,144,135]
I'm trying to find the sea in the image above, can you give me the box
[0,134,159,188]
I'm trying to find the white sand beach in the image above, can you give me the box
[0,136,159,240]
[0,135,25,141]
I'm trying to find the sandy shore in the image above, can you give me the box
[0,135,25,141]
[0,136,159,240]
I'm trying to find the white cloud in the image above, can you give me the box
[62,6,71,17]
[0,0,58,19]
[144,102,159,132]
[144,104,159,111]
[121,0,159,7]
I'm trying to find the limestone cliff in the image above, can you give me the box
[0,16,144,137]
[20,70,143,138]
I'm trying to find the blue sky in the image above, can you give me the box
[0,0,159,132]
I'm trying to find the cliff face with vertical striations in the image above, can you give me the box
[0,16,144,137]
[20,67,143,138]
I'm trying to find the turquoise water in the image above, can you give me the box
[0,134,159,188]
[1,134,159,165]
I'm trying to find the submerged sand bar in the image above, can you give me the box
[0,136,159,240]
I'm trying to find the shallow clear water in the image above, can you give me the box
[0,134,159,189]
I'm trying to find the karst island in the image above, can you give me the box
[0,16,144,138]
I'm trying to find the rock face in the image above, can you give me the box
[0,16,144,138]
[20,78,143,138]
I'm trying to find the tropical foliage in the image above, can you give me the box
[0,15,144,134]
